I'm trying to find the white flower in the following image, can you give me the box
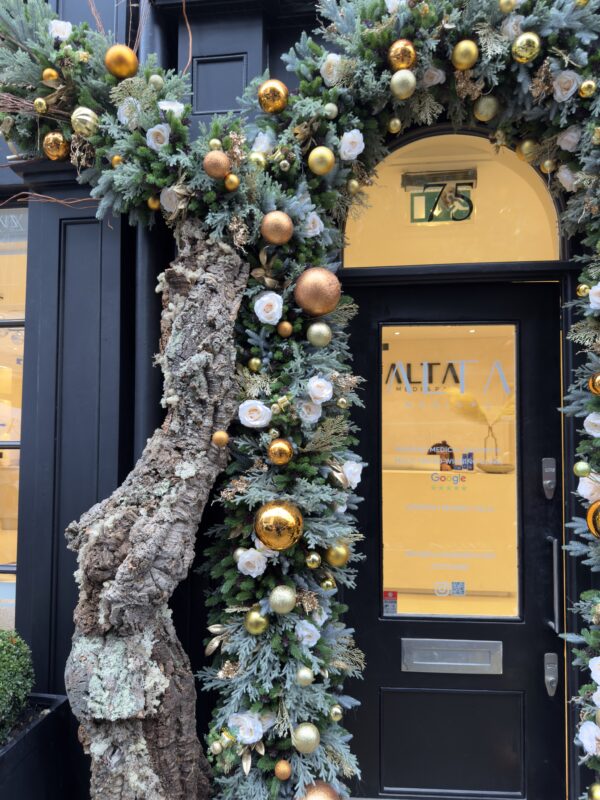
[320,53,343,87]
[304,211,325,239]
[578,475,600,502]
[342,461,363,489]
[252,535,279,558]
[385,0,404,11]
[590,656,600,684]
[117,98,142,129]
[298,400,322,425]
[49,19,72,40]
[312,606,329,627]
[228,712,264,745]
[420,66,446,88]
[500,14,524,40]
[553,70,581,103]
[237,548,268,578]
[339,129,365,161]
[557,164,576,192]
[238,400,272,428]
[307,376,333,404]
[556,125,582,153]
[334,502,347,515]
[160,187,180,216]
[295,620,321,648]
[252,130,275,154]
[146,123,171,152]
[254,292,283,325]
[593,688,600,708]
[158,100,185,119]
[584,412,600,436]
[589,284,600,310]
[579,720,600,756]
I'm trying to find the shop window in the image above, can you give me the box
[344,133,560,268]
[0,208,26,630]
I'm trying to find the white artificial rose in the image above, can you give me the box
[339,129,365,161]
[238,399,272,428]
[158,100,185,118]
[579,720,600,756]
[304,211,324,239]
[228,712,264,745]
[593,688,600,708]
[312,606,329,627]
[320,53,343,88]
[295,619,321,647]
[553,70,581,103]
[420,66,446,88]
[385,0,403,11]
[578,475,600,503]
[557,164,576,192]
[590,656,600,684]
[298,400,322,424]
[159,187,180,216]
[584,413,600,437]
[589,284,600,310]
[117,97,142,129]
[49,19,73,40]
[252,130,275,154]
[500,14,524,41]
[237,548,268,578]
[146,123,171,152]
[307,376,333,404]
[342,461,363,489]
[556,125,582,153]
[254,291,283,325]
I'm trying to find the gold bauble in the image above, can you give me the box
[305,551,322,569]
[294,267,341,317]
[540,158,557,174]
[296,666,315,686]
[308,146,335,176]
[233,547,247,563]
[248,357,262,372]
[258,79,289,114]
[209,138,223,151]
[499,0,517,12]
[211,430,230,447]
[387,117,402,135]
[593,126,600,146]
[473,95,499,122]
[390,69,417,100]
[577,283,591,297]
[148,73,165,91]
[260,210,294,245]
[268,438,294,465]
[244,606,269,635]
[320,575,337,591]
[307,322,332,348]
[269,585,297,614]
[277,320,293,338]
[302,781,339,800]
[589,784,600,800]
[111,154,123,168]
[104,44,139,79]
[255,500,303,551]
[511,32,541,64]
[42,131,69,161]
[515,139,538,163]
[347,178,360,196]
[71,106,99,137]
[574,461,592,478]
[76,50,90,63]
[337,397,348,409]
[579,79,597,99]
[589,373,600,395]
[451,40,479,70]
[587,501,600,539]
[325,542,351,568]
[203,150,232,180]
[329,704,343,722]
[323,102,338,119]
[147,196,161,211]
[224,173,240,192]
[42,67,59,82]
[33,98,47,114]
[275,759,292,781]
[210,741,223,755]
[388,39,417,71]
[220,730,235,748]
[248,151,267,170]
[292,722,320,754]
[280,159,291,172]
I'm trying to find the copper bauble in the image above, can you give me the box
[268,438,294,465]
[302,780,339,800]
[104,44,139,79]
[387,117,402,135]
[42,67,59,82]
[589,784,600,800]
[244,606,269,635]
[574,461,592,478]
[451,40,479,70]
[473,95,499,122]
[329,704,343,722]
[254,500,303,550]
[390,69,417,99]
[258,79,289,114]
[42,131,69,161]
[587,501,600,539]
[325,542,351,567]
[248,151,267,170]
[296,665,315,686]
[71,106,99,137]
[275,759,292,781]
[260,210,294,245]
[203,150,232,180]
[277,320,293,338]
[511,32,541,64]
[148,73,165,91]
[305,551,322,569]
[515,139,538,163]
[111,154,123,168]
[499,0,516,11]
[292,722,320,754]
[269,584,297,614]
[388,39,417,71]
[589,373,600,395]
[211,430,230,447]
[294,268,341,317]
[320,575,337,591]
[579,79,597,99]
[577,283,591,297]
[307,322,332,347]
[147,196,161,211]
[33,97,47,114]
[224,173,240,192]
[308,146,335,176]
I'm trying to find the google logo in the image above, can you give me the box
[431,473,467,485]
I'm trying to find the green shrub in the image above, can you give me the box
[0,630,34,746]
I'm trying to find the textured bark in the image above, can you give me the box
[64,224,249,800]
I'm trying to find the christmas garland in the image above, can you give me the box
[3,0,600,798]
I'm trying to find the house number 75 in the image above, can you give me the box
[423,182,474,222]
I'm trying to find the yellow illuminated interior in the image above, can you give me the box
[381,324,518,618]
[345,134,560,268]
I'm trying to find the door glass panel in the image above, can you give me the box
[381,324,518,618]
[0,448,18,629]
[0,327,23,442]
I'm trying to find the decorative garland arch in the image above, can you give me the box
[2,1,600,799]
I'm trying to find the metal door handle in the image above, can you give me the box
[544,652,559,697]
[542,457,557,499]
[546,535,560,634]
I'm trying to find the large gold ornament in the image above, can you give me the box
[269,585,297,614]
[296,666,315,686]
[42,131,69,161]
[33,98,47,114]
[589,373,600,395]
[451,40,479,70]
[260,210,294,245]
[511,32,541,64]
[292,722,320,754]
[104,44,139,79]
[294,267,341,316]
[308,146,335,176]
[42,67,59,82]
[267,438,294,465]
[325,542,351,567]
[499,0,517,11]
[277,320,293,338]
[301,781,339,800]
[577,283,591,297]
[579,79,597,99]
[244,606,269,635]
[473,95,499,122]
[390,69,417,100]
[388,39,417,71]
[515,139,538,163]
[258,79,289,114]
[254,500,303,550]
[211,430,230,448]
[71,106,99,137]
[589,784,600,800]
[307,322,332,348]
[329,704,343,722]
[275,759,292,781]
[203,150,232,180]
[224,173,240,192]
[587,501,600,539]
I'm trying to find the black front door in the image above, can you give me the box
[346,279,565,800]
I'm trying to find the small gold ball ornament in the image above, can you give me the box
[296,666,315,686]
[71,106,99,137]
[320,575,337,591]
[104,44,139,79]
[269,585,297,614]
[302,781,340,800]
[280,159,290,172]
[42,131,69,161]
[592,127,600,146]
[325,542,351,567]
[390,69,417,100]
[211,430,230,448]
[579,79,597,99]
[515,139,538,163]
[388,39,417,71]
[111,154,123,168]
[76,50,90,63]
[329,704,344,722]
[255,500,304,551]
[337,397,348,409]
[33,98,48,114]
[347,178,360,196]
[499,0,517,12]
[42,67,59,82]
[148,73,165,91]
[574,461,592,478]
[308,146,336,176]
[210,741,223,755]
[587,500,600,539]
[233,547,247,564]
[275,759,292,781]
[292,722,320,754]
[258,79,289,114]
[248,357,261,373]
[208,138,223,151]
[260,210,294,245]
[452,40,479,70]
[307,322,333,348]
[473,95,499,122]
[305,551,322,569]
[244,606,269,635]
[540,158,557,174]
[511,32,541,64]
[294,268,342,317]
[589,373,600,395]
[387,117,402,135]
[277,320,293,338]
[203,150,232,180]
[248,151,267,170]
[224,173,240,192]
[323,102,338,119]
[147,196,161,211]
[577,283,591,297]
[588,784,600,800]
[267,438,294,465]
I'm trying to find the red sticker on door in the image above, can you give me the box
[383,590,398,615]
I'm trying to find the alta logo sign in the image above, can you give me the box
[384,360,510,394]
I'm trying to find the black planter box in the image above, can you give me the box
[0,693,69,800]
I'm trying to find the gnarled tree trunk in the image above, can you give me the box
[64,224,248,799]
